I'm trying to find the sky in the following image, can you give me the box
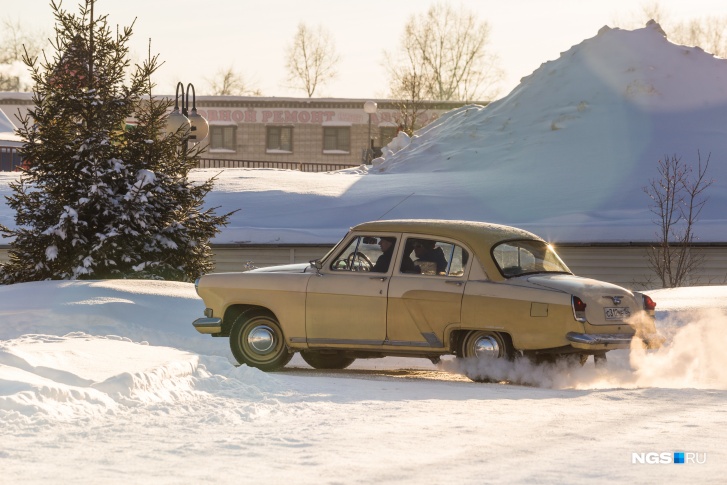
[0,278,725,482]
[3,0,727,99]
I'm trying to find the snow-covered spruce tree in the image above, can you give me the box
[0,1,232,283]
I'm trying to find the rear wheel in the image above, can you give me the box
[300,351,356,370]
[229,310,292,371]
[457,331,514,383]
[529,353,588,366]
[458,330,513,360]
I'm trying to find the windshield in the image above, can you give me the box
[492,240,571,278]
[315,232,349,266]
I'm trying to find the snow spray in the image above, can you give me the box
[440,308,727,390]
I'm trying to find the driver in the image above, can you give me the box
[372,237,396,272]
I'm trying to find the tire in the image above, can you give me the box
[300,351,356,370]
[229,310,292,371]
[458,330,513,361]
[529,353,588,366]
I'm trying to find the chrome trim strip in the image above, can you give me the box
[421,332,444,347]
[300,337,442,348]
[385,340,433,348]
[306,338,384,346]
[566,332,634,346]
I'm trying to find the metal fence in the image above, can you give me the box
[197,158,360,172]
[0,148,359,173]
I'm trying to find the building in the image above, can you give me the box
[0,93,478,171]
[0,106,23,171]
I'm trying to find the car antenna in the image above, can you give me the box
[376,192,415,220]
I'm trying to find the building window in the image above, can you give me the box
[379,126,398,147]
[266,126,293,152]
[210,125,236,151]
[323,126,350,153]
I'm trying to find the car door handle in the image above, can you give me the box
[370,276,388,281]
[445,280,463,286]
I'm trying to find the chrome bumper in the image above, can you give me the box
[193,317,222,334]
[566,332,634,349]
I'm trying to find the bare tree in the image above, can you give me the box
[285,23,339,97]
[643,152,713,288]
[0,18,46,91]
[383,49,429,135]
[616,2,727,58]
[0,18,44,63]
[672,16,727,58]
[384,3,503,103]
[205,66,261,96]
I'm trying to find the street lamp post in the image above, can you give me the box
[363,100,377,164]
[165,82,209,152]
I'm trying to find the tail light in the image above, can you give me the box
[572,295,587,322]
[643,294,657,314]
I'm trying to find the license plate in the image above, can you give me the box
[604,307,631,320]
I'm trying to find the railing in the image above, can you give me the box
[0,147,24,172]
[197,158,360,172]
[0,147,360,173]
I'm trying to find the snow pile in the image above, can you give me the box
[0,333,201,422]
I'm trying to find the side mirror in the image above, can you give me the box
[310,259,323,270]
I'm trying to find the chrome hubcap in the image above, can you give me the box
[472,335,500,358]
[247,325,276,354]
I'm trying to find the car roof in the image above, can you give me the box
[352,219,543,252]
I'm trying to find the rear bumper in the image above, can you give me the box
[193,317,222,335]
[566,332,634,350]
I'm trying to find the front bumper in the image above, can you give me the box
[566,332,634,350]
[193,317,222,334]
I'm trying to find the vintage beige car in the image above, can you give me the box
[193,220,658,377]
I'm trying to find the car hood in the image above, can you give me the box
[247,263,312,274]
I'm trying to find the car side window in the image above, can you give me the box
[400,238,469,277]
[330,235,397,273]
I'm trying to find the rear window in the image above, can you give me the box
[492,240,571,278]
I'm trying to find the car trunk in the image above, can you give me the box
[523,274,641,330]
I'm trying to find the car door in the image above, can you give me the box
[386,236,471,348]
[305,234,399,347]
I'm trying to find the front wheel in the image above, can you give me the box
[229,310,292,371]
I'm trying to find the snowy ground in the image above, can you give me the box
[0,280,725,484]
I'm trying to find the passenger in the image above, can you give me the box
[372,237,396,272]
[400,239,421,274]
[413,239,448,274]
